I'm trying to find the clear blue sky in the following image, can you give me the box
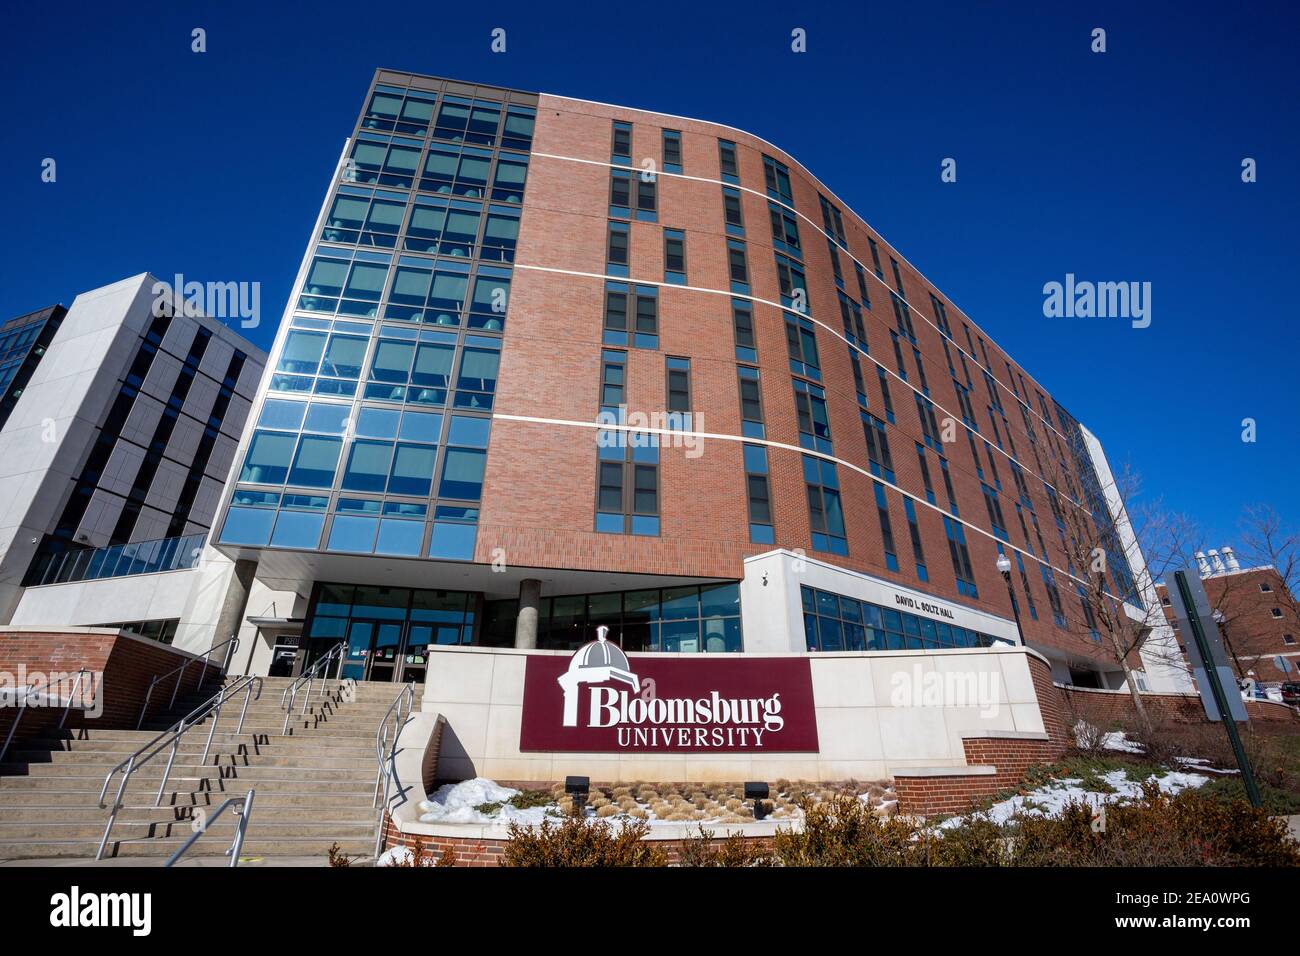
[3,0,1296,547]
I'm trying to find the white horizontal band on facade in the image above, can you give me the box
[491,409,1095,595]
[513,258,1086,515]
[527,141,1071,452]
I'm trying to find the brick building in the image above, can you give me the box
[1158,547,1299,683]
[207,70,1189,692]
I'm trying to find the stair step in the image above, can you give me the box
[0,836,375,860]
[0,789,377,808]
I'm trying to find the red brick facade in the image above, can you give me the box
[471,87,1126,669]
[0,628,220,751]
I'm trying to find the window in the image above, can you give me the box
[636,175,657,222]
[663,229,686,284]
[737,366,765,438]
[793,379,832,453]
[611,121,632,163]
[838,292,866,348]
[607,221,630,276]
[786,316,820,379]
[609,168,632,217]
[929,293,952,337]
[818,194,846,246]
[805,455,847,556]
[1272,608,1285,619]
[889,256,907,298]
[595,432,660,537]
[744,444,774,544]
[854,262,872,310]
[297,249,390,318]
[666,357,691,420]
[603,284,658,348]
[802,585,997,653]
[722,187,745,235]
[1284,634,1296,645]
[349,133,421,189]
[599,349,626,411]
[983,483,1008,541]
[775,253,807,312]
[1260,582,1273,593]
[362,85,438,135]
[916,444,936,505]
[718,139,739,183]
[322,187,406,249]
[890,331,909,381]
[726,239,749,291]
[944,516,978,599]
[769,203,801,255]
[915,394,941,450]
[868,237,884,278]
[1016,552,1038,620]
[905,498,928,581]
[732,299,756,362]
[662,129,682,173]
[763,154,793,204]
[874,482,899,572]
[877,367,895,423]
[861,412,894,482]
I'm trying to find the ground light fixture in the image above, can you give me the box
[565,775,590,812]
[744,781,770,819]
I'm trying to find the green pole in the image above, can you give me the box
[1174,571,1262,808]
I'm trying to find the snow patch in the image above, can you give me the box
[417,777,556,825]
[940,769,1210,829]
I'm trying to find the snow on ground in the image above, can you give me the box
[1176,756,1239,774]
[1099,731,1144,754]
[417,778,556,825]
[939,769,1210,829]
[376,846,414,866]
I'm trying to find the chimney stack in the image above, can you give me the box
[1222,546,1241,572]
[1208,549,1226,575]
[1195,551,1212,578]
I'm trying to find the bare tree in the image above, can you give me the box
[1032,450,1198,733]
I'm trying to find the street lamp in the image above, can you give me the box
[996,553,1026,646]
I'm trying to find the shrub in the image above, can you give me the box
[771,795,919,866]
[676,827,774,867]
[1198,776,1300,815]
[502,814,667,867]
[327,842,353,867]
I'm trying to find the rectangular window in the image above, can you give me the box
[940,456,959,516]
[785,316,820,380]
[916,443,936,505]
[890,331,909,381]
[763,154,793,204]
[596,430,659,536]
[664,229,687,284]
[769,203,801,255]
[611,121,632,164]
[718,139,739,183]
[722,187,745,235]
[635,175,657,222]
[666,356,691,416]
[662,129,683,173]
[727,239,750,291]
[876,367,895,423]
[983,483,1008,541]
[819,194,847,246]
[890,256,906,298]
[775,253,807,312]
[826,240,844,285]
[905,498,928,582]
[1016,552,1038,621]
[861,411,894,482]
[891,292,916,340]
[793,379,832,453]
[854,261,872,310]
[913,348,930,394]
[599,349,626,411]
[738,366,765,438]
[944,516,978,599]
[915,394,940,450]
[744,444,773,543]
[609,169,631,217]
[632,285,658,348]
[804,455,847,556]
[868,237,884,278]
[606,221,629,276]
[732,299,756,362]
[874,482,899,572]
[929,292,952,337]
[603,282,628,345]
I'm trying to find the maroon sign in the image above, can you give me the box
[519,635,819,753]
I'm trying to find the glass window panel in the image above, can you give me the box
[326,515,378,553]
[439,448,485,499]
[270,509,325,549]
[257,399,307,431]
[304,402,351,434]
[399,410,442,443]
[239,431,296,484]
[428,521,476,559]
[371,340,415,382]
[375,519,424,556]
[287,435,342,487]
[700,582,740,618]
[447,415,490,448]
[278,330,327,374]
[389,443,437,496]
[355,406,400,439]
[342,440,394,492]
[219,507,275,546]
[660,586,699,620]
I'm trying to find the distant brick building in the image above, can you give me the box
[1157,547,1300,682]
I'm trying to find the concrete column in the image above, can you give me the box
[213,558,257,662]
[514,578,542,649]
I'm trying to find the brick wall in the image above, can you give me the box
[0,629,221,753]
[1058,683,1298,728]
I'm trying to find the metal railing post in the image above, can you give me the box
[0,686,36,764]
[228,788,255,866]
[163,788,256,868]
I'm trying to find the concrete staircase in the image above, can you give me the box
[0,676,417,863]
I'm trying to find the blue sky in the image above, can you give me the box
[3,0,1296,547]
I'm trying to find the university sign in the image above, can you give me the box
[519,629,819,753]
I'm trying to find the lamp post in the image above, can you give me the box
[996,553,1025,647]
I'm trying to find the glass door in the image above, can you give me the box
[400,624,432,684]
[342,620,404,681]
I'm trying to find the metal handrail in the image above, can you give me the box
[136,636,240,729]
[96,675,263,860]
[0,668,96,763]
[279,642,346,734]
[164,789,255,868]
[372,682,415,856]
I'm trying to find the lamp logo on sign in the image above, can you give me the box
[519,627,819,753]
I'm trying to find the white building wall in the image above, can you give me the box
[1079,425,1193,693]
